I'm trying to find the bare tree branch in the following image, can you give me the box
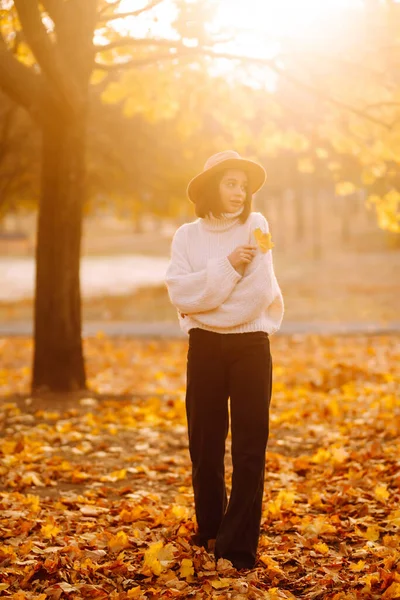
[95,41,391,128]
[98,1,120,17]
[363,101,400,111]
[202,50,392,129]
[13,0,84,116]
[0,28,43,124]
[97,0,165,23]
[61,0,98,85]
[277,49,396,92]
[94,37,183,53]
[94,47,198,70]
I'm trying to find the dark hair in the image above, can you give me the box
[194,169,252,223]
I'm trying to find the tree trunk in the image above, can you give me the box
[32,112,86,392]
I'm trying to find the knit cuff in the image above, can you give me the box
[222,256,243,281]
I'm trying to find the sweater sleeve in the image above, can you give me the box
[188,214,284,328]
[164,225,243,314]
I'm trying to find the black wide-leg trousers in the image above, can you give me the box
[185,327,273,569]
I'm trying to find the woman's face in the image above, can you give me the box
[218,169,248,213]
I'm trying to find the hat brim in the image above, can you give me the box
[186,158,266,204]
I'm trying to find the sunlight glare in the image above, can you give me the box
[214,0,364,40]
[111,0,364,58]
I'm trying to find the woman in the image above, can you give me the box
[164,150,284,571]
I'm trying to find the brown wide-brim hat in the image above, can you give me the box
[187,150,267,204]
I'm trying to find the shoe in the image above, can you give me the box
[232,561,254,571]
[189,533,209,550]
[190,533,216,552]
[215,551,255,571]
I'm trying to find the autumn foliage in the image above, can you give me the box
[0,333,399,599]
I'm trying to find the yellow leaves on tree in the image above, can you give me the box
[367,191,400,233]
[335,181,357,196]
[297,157,315,174]
[102,68,181,123]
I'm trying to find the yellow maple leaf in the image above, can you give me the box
[120,506,149,522]
[374,484,389,502]
[300,515,337,536]
[143,541,176,576]
[311,448,331,464]
[388,509,400,526]
[382,582,400,599]
[127,586,142,598]
[313,542,330,555]
[41,522,61,539]
[172,505,190,519]
[108,530,130,552]
[0,546,16,561]
[180,558,194,579]
[253,228,274,252]
[355,524,380,541]
[211,578,232,589]
[267,589,296,600]
[350,560,366,572]
[143,541,164,576]
[259,554,285,574]
[361,573,380,591]
[365,525,380,541]
[264,489,297,517]
[331,446,349,463]
[177,523,190,536]
[309,491,323,507]
[100,468,127,482]
[112,468,127,480]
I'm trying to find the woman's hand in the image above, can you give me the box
[179,246,257,318]
[228,245,257,273]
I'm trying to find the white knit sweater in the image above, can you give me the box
[164,206,284,336]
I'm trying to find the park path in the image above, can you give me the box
[0,254,169,301]
[1,320,399,337]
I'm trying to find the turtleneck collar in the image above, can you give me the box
[200,205,245,232]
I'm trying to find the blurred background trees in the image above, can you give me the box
[0,0,399,393]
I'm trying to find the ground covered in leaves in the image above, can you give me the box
[0,333,399,599]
